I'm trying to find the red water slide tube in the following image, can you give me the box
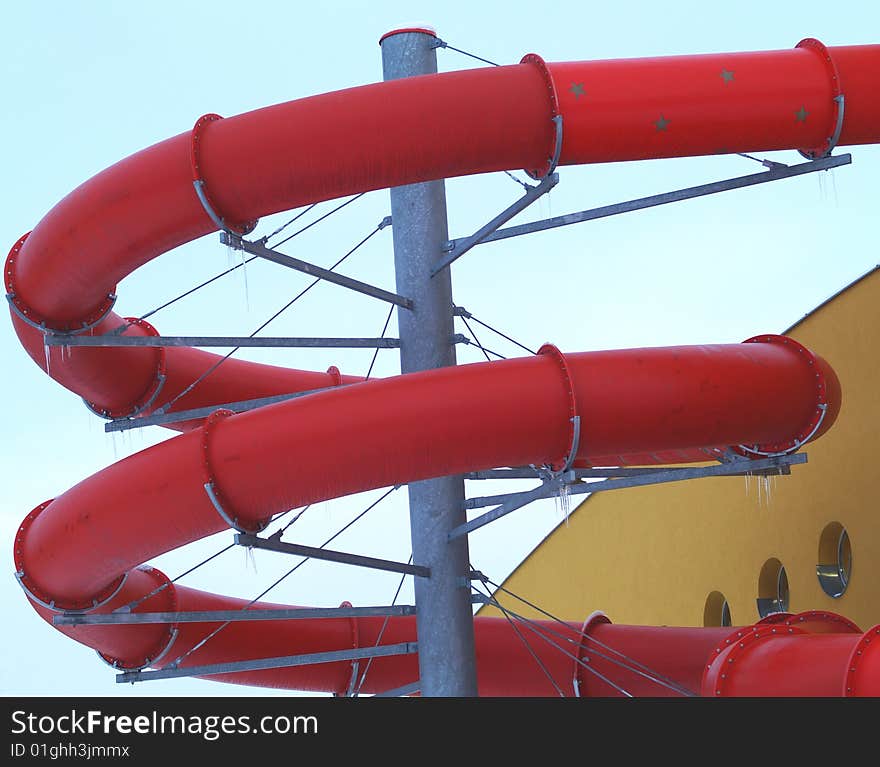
[9,33,880,695]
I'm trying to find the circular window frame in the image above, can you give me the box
[817,523,852,598]
[704,590,733,627]
[757,558,790,618]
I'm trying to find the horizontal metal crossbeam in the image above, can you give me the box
[116,642,419,683]
[465,462,794,480]
[450,453,806,539]
[53,604,416,626]
[447,154,851,249]
[104,388,338,432]
[47,335,400,349]
[222,232,414,309]
[467,466,699,479]
[236,533,430,578]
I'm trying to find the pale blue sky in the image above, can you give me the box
[2,1,878,696]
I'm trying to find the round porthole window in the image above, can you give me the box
[757,558,790,618]
[704,590,732,627]
[817,522,852,598]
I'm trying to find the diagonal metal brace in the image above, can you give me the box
[431,172,560,276]
[221,232,413,309]
[105,387,339,433]
[450,472,576,540]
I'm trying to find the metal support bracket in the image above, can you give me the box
[236,533,430,578]
[220,231,413,309]
[116,642,419,684]
[451,453,807,539]
[431,172,559,276]
[444,153,851,251]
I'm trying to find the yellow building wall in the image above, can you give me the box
[482,268,880,629]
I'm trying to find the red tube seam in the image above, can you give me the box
[843,624,880,696]
[573,611,612,697]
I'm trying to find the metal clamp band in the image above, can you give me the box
[572,611,611,697]
[97,565,179,672]
[736,403,827,458]
[521,54,564,180]
[537,343,581,473]
[796,38,845,160]
[7,291,117,335]
[16,569,128,615]
[734,335,830,458]
[191,114,258,236]
[201,409,266,534]
[81,317,168,419]
[326,365,343,387]
[97,628,179,673]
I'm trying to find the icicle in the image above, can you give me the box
[110,431,118,461]
[43,337,51,375]
[245,546,258,574]
[761,474,774,508]
[239,249,250,311]
[555,482,572,525]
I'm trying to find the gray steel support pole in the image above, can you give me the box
[380,28,479,697]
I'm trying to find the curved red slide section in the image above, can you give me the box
[9,36,879,695]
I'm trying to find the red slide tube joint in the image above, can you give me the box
[14,500,127,613]
[201,408,266,534]
[191,113,258,235]
[6,232,117,334]
[97,565,180,671]
[702,624,808,697]
[795,38,844,159]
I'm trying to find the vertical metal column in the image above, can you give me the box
[380,27,479,697]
